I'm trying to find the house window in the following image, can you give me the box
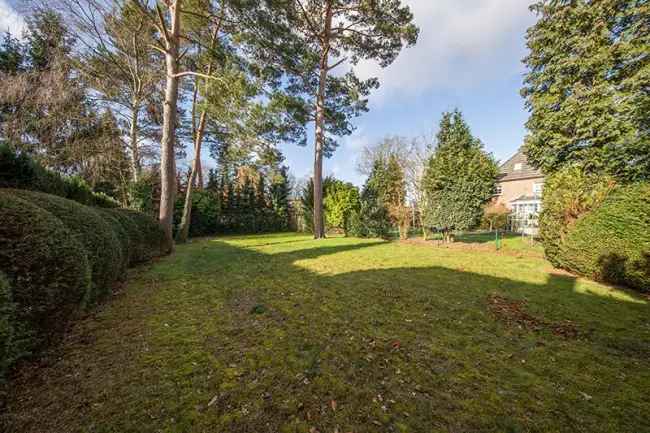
[495,185,503,195]
[514,163,523,171]
[533,182,544,195]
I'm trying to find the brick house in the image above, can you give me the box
[493,148,545,234]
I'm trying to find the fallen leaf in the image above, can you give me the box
[330,399,337,412]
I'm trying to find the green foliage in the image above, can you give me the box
[0,188,165,378]
[174,190,220,238]
[0,190,91,360]
[552,182,650,291]
[323,180,360,234]
[348,165,392,239]
[127,170,158,215]
[0,272,29,382]
[0,143,119,208]
[12,190,125,304]
[480,204,510,231]
[422,111,498,237]
[522,0,650,181]
[539,166,615,266]
[299,176,338,234]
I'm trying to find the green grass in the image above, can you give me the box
[4,233,649,433]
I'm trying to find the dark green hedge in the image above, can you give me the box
[0,143,119,208]
[539,166,615,267]
[0,188,165,379]
[558,184,650,291]
[0,191,91,349]
[11,190,125,304]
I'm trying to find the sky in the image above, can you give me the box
[1,0,538,187]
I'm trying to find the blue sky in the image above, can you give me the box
[1,0,537,187]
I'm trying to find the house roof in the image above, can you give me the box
[498,148,544,182]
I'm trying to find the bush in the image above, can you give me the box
[0,188,166,379]
[0,272,26,381]
[347,188,391,239]
[174,190,220,238]
[0,190,91,355]
[0,142,119,208]
[114,209,166,262]
[480,203,510,231]
[539,166,615,266]
[12,190,125,304]
[558,183,650,291]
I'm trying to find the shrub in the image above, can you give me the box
[0,189,165,378]
[12,190,125,304]
[174,190,220,238]
[114,209,166,262]
[480,203,510,231]
[0,190,91,352]
[347,187,391,239]
[0,142,119,208]
[128,171,158,215]
[0,272,26,381]
[539,166,615,266]
[559,183,650,291]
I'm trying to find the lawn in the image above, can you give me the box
[4,233,649,433]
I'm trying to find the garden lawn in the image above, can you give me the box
[3,233,649,433]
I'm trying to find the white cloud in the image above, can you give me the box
[0,0,25,37]
[351,0,536,103]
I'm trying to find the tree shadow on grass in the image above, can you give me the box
[3,236,649,433]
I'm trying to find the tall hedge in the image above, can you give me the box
[11,190,125,304]
[559,184,650,291]
[539,167,615,266]
[540,168,650,291]
[0,191,91,350]
[0,188,166,379]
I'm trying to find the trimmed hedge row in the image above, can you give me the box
[0,143,119,208]
[0,188,165,379]
[559,183,650,291]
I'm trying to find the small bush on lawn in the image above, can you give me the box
[559,183,650,291]
[0,142,119,208]
[0,190,91,355]
[480,203,509,231]
[12,190,125,304]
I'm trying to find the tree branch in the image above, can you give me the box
[327,56,347,71]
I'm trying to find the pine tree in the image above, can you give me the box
[281,0,419,239]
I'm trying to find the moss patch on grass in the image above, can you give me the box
[3,233,649,433]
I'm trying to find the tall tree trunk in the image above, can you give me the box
[129,99,141,182]
[195,158,203,189]
[159,0,182,253]
[176,110,207,243]
[175,24,219,243]
[312,2,333,240]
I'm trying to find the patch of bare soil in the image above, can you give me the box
[487,294,581,339]
[400,238,544,259]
